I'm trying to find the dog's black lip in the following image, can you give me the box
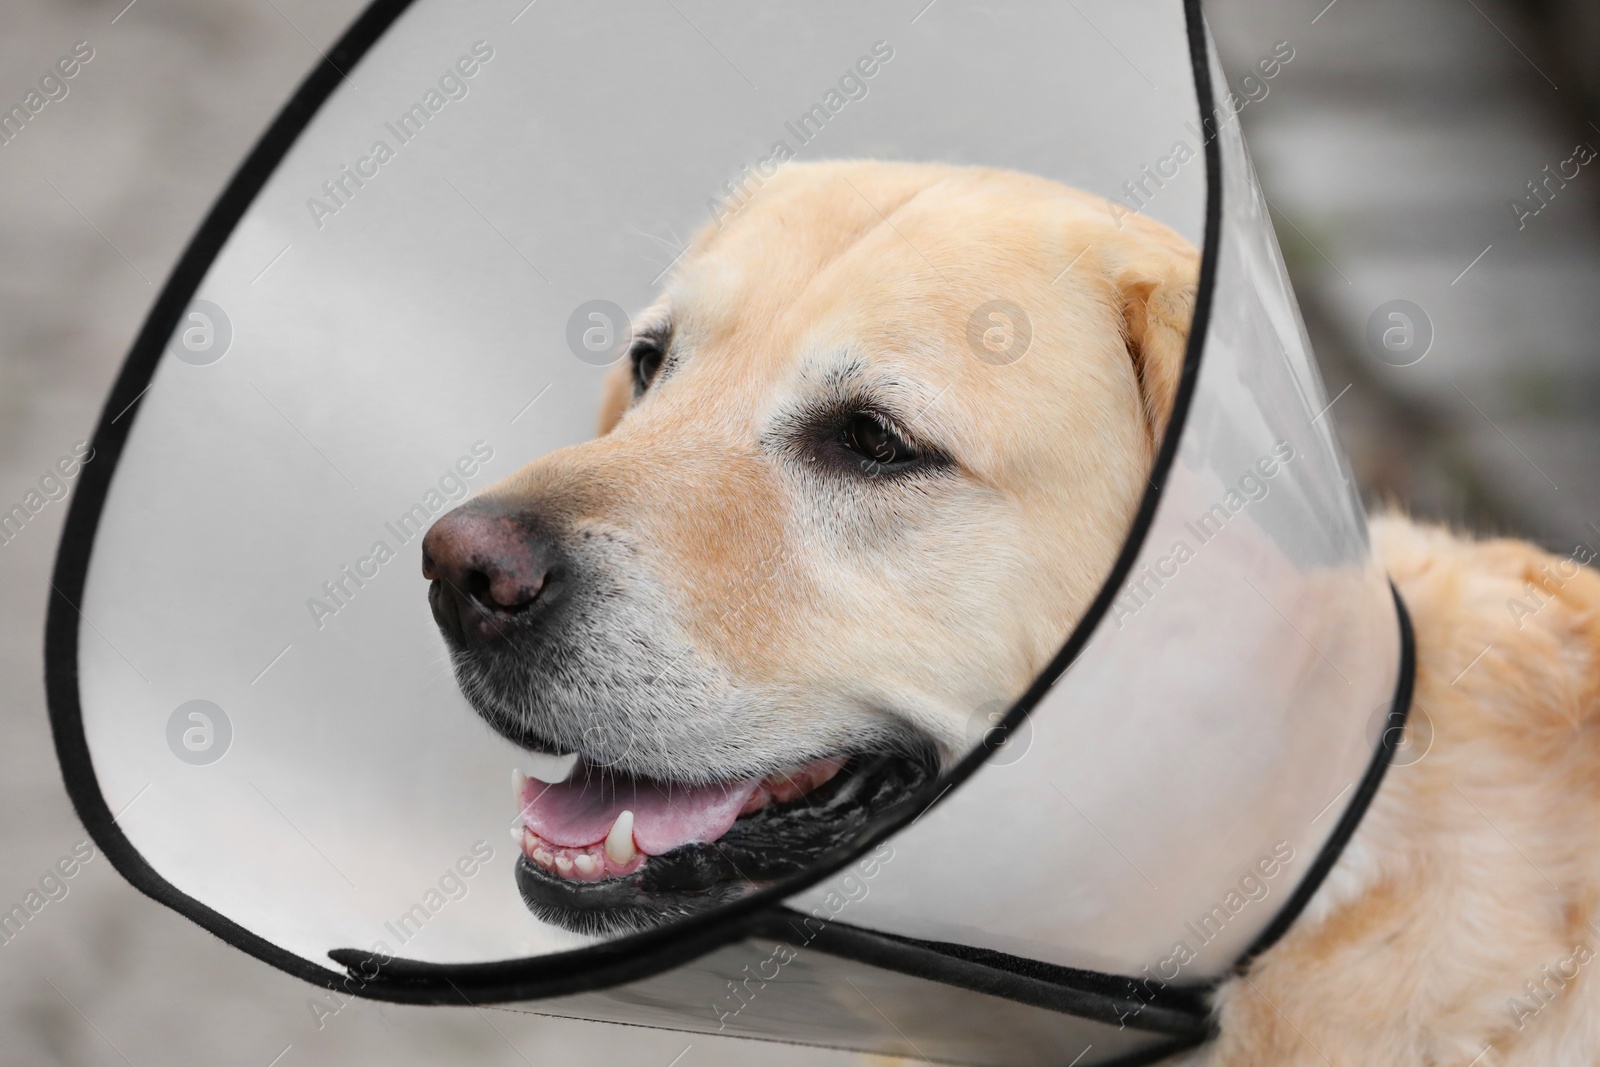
[514,752,935,937]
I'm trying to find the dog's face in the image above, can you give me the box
[421,161,1197,933]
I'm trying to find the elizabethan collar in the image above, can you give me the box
[47,3,1411,1065]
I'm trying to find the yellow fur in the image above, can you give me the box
[485,160,1197,760]
[863,520,1600,1065]
[1200,516,1600,1066]
[498,163,1600,1062]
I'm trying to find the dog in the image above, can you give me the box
[421,159,1195,933]
[420,160,1600,1064]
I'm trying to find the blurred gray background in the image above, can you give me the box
[2,0,1595,1064]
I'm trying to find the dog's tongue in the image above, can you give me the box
[520,769,763,856]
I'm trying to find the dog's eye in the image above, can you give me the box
[632,342,665,395]
[840,413,916,470]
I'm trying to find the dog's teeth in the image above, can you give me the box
[574,854,597,876]
[512,768,527,807]
[509,826,523,847]
[605,810,637,866]
[554,855,574,874]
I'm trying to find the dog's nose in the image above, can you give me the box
[421,504,550,645]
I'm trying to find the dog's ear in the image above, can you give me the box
[1108,229,1199,447]
[596,359,633,436]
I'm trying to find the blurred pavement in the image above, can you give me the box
[1210,0,1600,549]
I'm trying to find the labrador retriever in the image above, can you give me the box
[421,159,1194,933]
[420,160,1600,1066]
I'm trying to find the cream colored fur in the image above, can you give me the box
[1189,517,1600,1067]
[494,160,1600,1062]
[478,160,1195,780]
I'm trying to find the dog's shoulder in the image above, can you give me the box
[1206,514,1600,1066]
[1373,512,1600,733]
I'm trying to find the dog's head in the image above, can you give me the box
[421,161,1197,933]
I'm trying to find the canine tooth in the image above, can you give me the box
[574,854,597,875]
[509,826,523,847]
[513,768,527,807]
[605,810,637,866]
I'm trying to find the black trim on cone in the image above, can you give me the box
[752,910,1211,1037]
[335,582,1418,1048]
[47,0,1400,1052]
[44,0,427,999]
[747,584,1421,1042]
[1232,582,1417,968]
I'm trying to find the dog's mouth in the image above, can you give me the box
[512,751,934,936]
